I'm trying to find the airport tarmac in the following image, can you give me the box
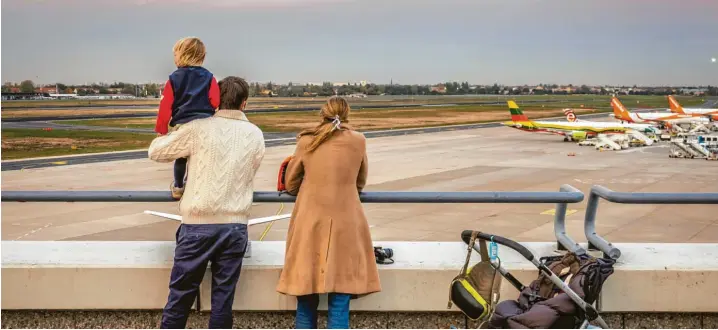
[2,125,717,244]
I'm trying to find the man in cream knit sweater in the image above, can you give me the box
[148,76,265,329]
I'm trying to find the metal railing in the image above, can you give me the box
[5,185,717,261]
[1,186,588,255]
[585,185,718,259]
[0,189,585,204]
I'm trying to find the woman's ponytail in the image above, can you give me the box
[298,97,352,152]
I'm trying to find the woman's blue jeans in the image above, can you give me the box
[295,293,351,329]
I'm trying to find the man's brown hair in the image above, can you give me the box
[218,76,250,110]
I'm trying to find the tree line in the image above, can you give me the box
[3,80,717,97]
[1,80,161,97]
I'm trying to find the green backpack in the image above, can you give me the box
[448,231,502,321]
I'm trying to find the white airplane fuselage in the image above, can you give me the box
[623,112,710,125]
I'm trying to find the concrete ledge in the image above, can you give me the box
[3,241,718,313]
[2,311,717,329]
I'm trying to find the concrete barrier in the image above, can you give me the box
[3,241,718,314]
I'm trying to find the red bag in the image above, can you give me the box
[277,156,293,192]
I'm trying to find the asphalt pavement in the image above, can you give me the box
[0,111,621,171]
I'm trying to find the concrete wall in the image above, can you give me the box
[3,241,718,326]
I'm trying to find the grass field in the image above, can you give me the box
[3,95,708,160]
[1,95,704,120]
[8,105,600,159]
[57,104,608,133]
[1,129,155,160]
[1,108,157,119]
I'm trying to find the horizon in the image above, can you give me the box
[3,81,718,89]
[2,0,718,86]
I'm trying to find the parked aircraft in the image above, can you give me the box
[668,95,718,118]
[610,97,708,126]
[502,101,659,141]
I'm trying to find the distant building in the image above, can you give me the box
[680,88,707,96]
[35,86,58,94]
[2,92,51,100]
[431,84,447,93]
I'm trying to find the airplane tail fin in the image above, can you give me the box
[668,95,685,114]
[563,109,578,122]
[611,97,633,122]
[507,101,530,121]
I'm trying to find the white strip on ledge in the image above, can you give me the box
[3,241,718,270]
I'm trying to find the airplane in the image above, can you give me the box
[610,96,709,126]
[501,101,659,142]
[668,95,718,118]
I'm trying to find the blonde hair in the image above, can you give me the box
[298,97,352,152]
[173,37,206,67]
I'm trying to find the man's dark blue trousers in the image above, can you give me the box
[161,223,248,329]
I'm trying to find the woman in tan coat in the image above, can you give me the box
[276,97,381,329]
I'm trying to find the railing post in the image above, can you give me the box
[554,184,586,255]
[584,184,718,261]
[584,186,621,260]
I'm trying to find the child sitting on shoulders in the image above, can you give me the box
[154,36,219,199]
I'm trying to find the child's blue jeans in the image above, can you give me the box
[295,293,351,329]
[174,157,187,188]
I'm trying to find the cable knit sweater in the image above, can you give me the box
[148,110,265,225]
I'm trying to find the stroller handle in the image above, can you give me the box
[461,230,534,262]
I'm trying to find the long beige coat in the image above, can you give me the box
[276,130,381,297]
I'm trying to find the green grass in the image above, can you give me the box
[1,129,155,160]
[60,119,156,129]
[54,104,606,132]
[15,95,708,160]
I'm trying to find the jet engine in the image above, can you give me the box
[570,131,588,141]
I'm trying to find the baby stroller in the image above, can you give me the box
[454,230,615,329]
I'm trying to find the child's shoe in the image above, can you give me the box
[170,181,185,200]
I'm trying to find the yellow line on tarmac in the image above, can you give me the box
[259,203,285,241]
[540,208,578,216]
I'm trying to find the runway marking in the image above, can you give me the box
[13,223,53,241]
[540,209,577,216]
[617,145,669,154]
[572,177,716,185]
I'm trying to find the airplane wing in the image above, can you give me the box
[143,210,291,226]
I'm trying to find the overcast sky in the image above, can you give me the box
[2,0,717,86]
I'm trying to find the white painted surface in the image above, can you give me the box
[3,241,718,312]
[5,241,718,270]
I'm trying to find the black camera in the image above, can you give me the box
[374,246,394,264]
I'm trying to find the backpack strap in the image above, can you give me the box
[477,234,490,263]
[448,231,480,309]
[459,231,480,276]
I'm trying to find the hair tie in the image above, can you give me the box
[331,115,342,131]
